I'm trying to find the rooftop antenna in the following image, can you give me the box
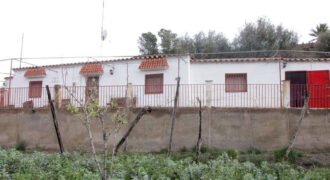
[19,33,24,68]
[101,0,107,42]
[100,0,108,56]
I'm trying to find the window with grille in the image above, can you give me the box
[145,74,163,94]
[225,73,247,92]
[29,81,42,98]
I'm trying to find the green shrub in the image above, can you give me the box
[15,141,27,152]
[246,147,262,155]
[226,149,240,159]
[0,148,328,179]
[159,148,168,154]
[200,146,208,153]
[179,146,189,153]
[273,147,303,163]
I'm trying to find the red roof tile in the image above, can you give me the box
[4,76,13,80]
[80,63,103,75]
[139,58,169,70]
[13,55,170,70]
[24,68,46,78]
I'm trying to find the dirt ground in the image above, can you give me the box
[297,153,330,167]
[239,152,330,168]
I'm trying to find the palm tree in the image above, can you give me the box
[310,23,329,41]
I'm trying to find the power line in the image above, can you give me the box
[192,50,330,55]
[0,50,328,66]
[0,55,134,62]
[0,58,14,62]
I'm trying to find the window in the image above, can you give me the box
[225,73,247,92]
[145,74,163,94]
[29,81,42,98]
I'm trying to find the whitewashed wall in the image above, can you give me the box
[8,56,190,108]
[5,58,330,108]
[190,61,330,84]
[280,61,330,79]
[189,61,330,108]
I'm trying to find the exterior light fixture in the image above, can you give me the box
[282,61,287,68]
[109,68,114,75]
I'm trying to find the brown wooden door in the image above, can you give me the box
[0,88,5,107]
[285,71,307,108]
[85,76,99,103]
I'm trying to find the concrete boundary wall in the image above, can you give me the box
[0,108,329,152]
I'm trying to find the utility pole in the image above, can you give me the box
[7,59,13,105]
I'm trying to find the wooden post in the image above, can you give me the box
[285,91,309,158]
[282,80,290,108]
[46,85,64,153]
[113,106,151,156]
[205,80,213,107]
[54,85,62,109]
[196,97,202,162]
[168,77,180,155]
[7,59,13,106]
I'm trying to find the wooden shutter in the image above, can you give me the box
[225,74,247,92]
[145,74,163,94]
[29,81,43,98]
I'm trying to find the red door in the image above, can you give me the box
[307,70,330,108]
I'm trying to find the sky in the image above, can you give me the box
[0,0,329,80]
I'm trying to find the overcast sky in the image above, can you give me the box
[0,0,329,79]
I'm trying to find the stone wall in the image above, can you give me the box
[0,108,329,152]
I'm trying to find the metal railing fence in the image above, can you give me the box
[0,84,329,109]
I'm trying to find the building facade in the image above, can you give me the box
[1,55,330,109]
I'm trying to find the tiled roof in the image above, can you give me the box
[139,58,169,70]
[80,63,103,75]
[24,68,46,78]
[191,57,330,63]
[13,55,171,70]
[4,76,13,80]
[12,55,330,71]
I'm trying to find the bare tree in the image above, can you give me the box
[64,79,127,180]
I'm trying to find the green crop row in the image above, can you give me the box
[0,148,329,180]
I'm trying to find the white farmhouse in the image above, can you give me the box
[1,55,330,109]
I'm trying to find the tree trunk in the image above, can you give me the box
[85,119,102,176]
[99,114,108,180]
